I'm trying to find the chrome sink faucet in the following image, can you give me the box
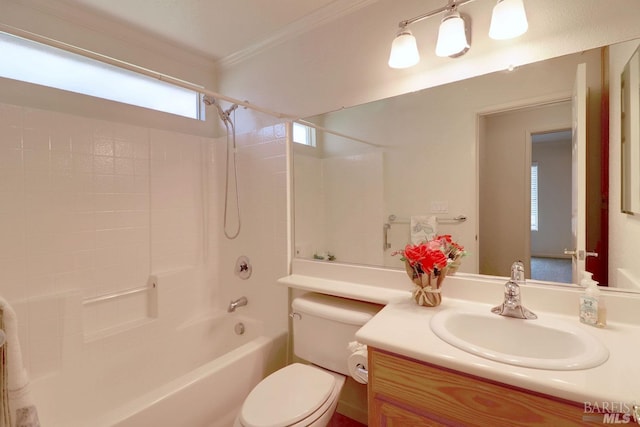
[491,261,537,320]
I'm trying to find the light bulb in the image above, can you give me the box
[435,12,469,57]
[388,28,420,69]
[489,0,528,40]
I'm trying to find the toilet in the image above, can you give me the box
[234,293,381,427]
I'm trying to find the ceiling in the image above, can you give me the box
[39,0,376,62]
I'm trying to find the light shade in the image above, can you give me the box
[489,0,528,40]
[435,12,469,57]
[388,29,420,69]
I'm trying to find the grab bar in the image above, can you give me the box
[383,214,467,251]
[383,223,392,250]
[83,282,157,305]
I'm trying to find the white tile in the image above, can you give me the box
[50,151,73,173]
[0,104,22,128]
[94,155,114,175]
[114,140,134,158]
[0,126,23,149]
[93,174,115,194]
[115,157,134,175]
[73,154,94,174]
[0,148,23,171]
[0,257,27,300]
[22,128,49,151]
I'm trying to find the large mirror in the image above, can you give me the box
[622,45,640,215]
[293,37,640,291]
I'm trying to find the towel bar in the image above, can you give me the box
[83,282,156,305]
[388,214,467,224]
[383,214,467,250]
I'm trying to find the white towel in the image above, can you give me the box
[410,215,437,244]
[0,297,39,427]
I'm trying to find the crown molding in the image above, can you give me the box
[216,0,380,70]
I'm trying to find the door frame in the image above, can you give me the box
[476,92,572,278]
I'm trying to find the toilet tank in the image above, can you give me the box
[291,293,382,376]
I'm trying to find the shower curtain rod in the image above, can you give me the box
[0,24,293,121]
[296,119,384,148]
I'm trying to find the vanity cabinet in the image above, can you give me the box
[368,348,585,426]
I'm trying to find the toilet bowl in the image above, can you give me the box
[233,293,381,427]
[234,363,345,427]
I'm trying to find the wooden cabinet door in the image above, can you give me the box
[368,348,586,427]
[371,397,449,427]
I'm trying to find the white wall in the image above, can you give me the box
[480,103,573,276]
[0,96,208,343]
[293,152,326,258]
[296,49,600,274]
[0,95,289,424]
[294,146,383,265]
[609,40,640,289]
[0,4,290,420]
[210,109,290,338]
[531,139,573,258]
[219,0,640,119]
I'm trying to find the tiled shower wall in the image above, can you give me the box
[0,101,208,379]
[293,151,383,265]
[211,119,289,338]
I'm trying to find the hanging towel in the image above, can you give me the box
[0,297,40,427]
[410,215,437,244]
[0,311,10,427]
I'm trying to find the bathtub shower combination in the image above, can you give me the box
[26,269,286,427]
[0,26,293,426]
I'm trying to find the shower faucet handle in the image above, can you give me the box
[235,256,252,279]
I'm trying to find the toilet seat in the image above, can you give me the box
[239,363,340,427]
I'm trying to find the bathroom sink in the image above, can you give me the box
[430,309,609,370]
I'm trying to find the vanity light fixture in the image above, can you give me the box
[435,8,469,57]
[489,0,528,40]
[388,0,528,69]
[388,27,420,69]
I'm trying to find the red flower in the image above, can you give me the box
[396,235,466,276]
[402,243,449,274]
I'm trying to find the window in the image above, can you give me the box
[0,32,203,120]
[531,162,539,231]
[293,122,316,147]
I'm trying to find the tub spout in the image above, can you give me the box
[228,296,248,312]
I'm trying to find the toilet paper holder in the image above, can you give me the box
[355,363,368,381]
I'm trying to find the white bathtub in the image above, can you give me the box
[108,334,285,427]
[33,312,286,427]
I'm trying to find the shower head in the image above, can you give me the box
[202,94,217,106]
[203,94,238,127]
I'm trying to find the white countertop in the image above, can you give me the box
[356,296,640,406]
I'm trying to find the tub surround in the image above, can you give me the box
[280,259,640,408]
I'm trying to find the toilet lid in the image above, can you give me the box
[240,363,336,427]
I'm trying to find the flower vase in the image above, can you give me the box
[404,261,446,307]
[446,253,464,275]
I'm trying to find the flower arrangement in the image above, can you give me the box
[393,235,466,307]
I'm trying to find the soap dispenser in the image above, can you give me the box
[579,272,606,327]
